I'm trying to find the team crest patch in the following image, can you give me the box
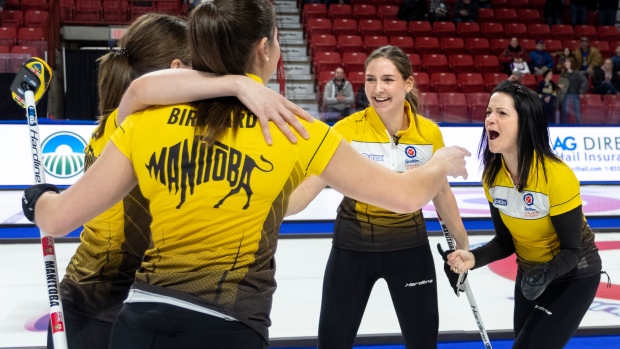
[522,193,539,218]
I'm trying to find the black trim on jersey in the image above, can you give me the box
[305,127,332,175]
[550,192,580,209]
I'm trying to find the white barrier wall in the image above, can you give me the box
[2,124,619,186]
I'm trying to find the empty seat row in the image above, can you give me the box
[0,9,48,29]
[0,26,45,46]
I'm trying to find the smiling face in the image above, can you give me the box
[485,92,519,159]
[364,57,413,117]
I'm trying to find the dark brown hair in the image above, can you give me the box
[188,0,276,147]
[93,13,190,139]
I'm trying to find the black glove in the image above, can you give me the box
[22,183,59,223]
[436,243,467,296]
[521,263,555,301]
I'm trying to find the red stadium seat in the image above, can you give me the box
[23,10,48,29]
[580,94,607,124]
[157,0,181,16]
[103,0,128,22]
[21,0,47,11]
[17,27,44,45]
[552,24,575,41]
[507,0,528,7]
[490,38,510,55]
[0,45,10,53]
[603,95,620,124]
[383,20,407,37]
[456,22,480,39]
[0,27,17,46]
[439,92,469,123]
[504,23,528,40]
[337,35,363,54]
[358,19,383,38]
[519,38,536,52]
[448,54,475,74]
[408,21,432,38]
[530,0,546,10]
[362,35,388,55]
[574,25,597,40]
[518,9,541,24]
[521,74,538,90]
[592,40,612,58]
[495,8,518,23]
[317,70,336,92]
[467,92,491,122]
[376,5,398,21]
[465,37,490,56]
[129,2,154,21]
[407,53,422,72]
[563,39,580,51]
[480,22,504,40]
[419,91,440,120]
[431,72,458,93]
[413,72,431,92]
[58,0,74,21]
[543,39,563,53]
[484,73,509,92]
[306,18,332,38]
[415,36,441,55]
[328,4,352,21]
[477,8,494,23]
[458,72,485,93]
[313,51,342,75]
[4,0,20,10]
[10,44,38,56]
[303,3,327,24]
[342,51,367,73]
[596,26,620,41]
[310,34,337,56]
[440,37,466,55]
[389,36,414,53]
[1,10,24,29]
[528,24,552,41]
[333,18,358,37]
[432,21,456,38]
[474,55,502,74]
[74,0,102,22]
[423,54,449,74]
[347,71,366,93]
[353,4,377,21]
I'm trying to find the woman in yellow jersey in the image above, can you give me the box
[286,45,470,349]
[447,81,602,349]
[22,1,470,348]
[50,12,313,349]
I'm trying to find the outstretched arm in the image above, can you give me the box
[319,141,470,214]
[117,69,313,145]
[286,175,327,216]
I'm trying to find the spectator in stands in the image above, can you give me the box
[476,0,491,9]
[397,0,429,22]
[453,0,478,24]
[560,57,587,123]
[537,70,558,123]
[597,0,619,26]
[569,0,588,26]
[611,45,620,73]
[355,84,370,111]
[529,40,555,76]
[507,68,523,84]
[428,0,449,23]
[573,37,602,77]
[323,67,355,120]
[554,47,577,74]
[592,58,620,95]
[544,0,564,26]
[500,37,531,75]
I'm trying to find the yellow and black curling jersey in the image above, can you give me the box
[332,102,444,252]
[484,156,601,279]
[111,79,342,340]
[60,109,152,323]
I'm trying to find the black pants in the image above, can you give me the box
[109,302,267,349]
[318,245,438,349]
[47,307,112,349]
[513,272,600,349]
